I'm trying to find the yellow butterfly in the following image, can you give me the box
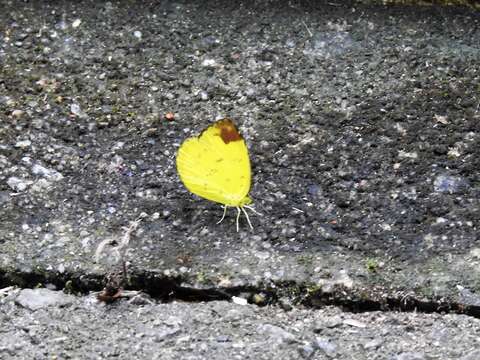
[176,119,259,231]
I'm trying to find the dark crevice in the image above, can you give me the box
[0,269,105,294]
[1,268,479,319]
[303,290,480,318]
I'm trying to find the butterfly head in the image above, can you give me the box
[215,118,243,144]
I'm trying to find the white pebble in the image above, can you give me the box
[7,177,31,192]
[11,109,24,118]
[201,58,217,67]
[232,296,248,306]
[70,103,82,116]
[343,319,367,328]
[70,103,87,118]
[199,90,209,100]
[72,19,82,28]
[32,163,63,181]
[398,150,418,159]
[15,140,31,148]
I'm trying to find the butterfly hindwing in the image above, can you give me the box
[176,119,251,207]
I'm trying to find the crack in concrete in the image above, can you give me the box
[2,268,479,319]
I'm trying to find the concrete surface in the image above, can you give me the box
[1,287,480,359]
[1,0,479,358]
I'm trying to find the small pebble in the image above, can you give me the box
[232,296,248,306]
[71,103,81,114]
[15,288,74,310]
[11,109,25,118]
[314,337,337,356]
[433,174,468,194]
[398,150,418,159]
[72,19,82,28]
[199,90,209,100]
[15,140,31,148]
[216,335,230,343]
[258,324,296,344]
[165,112,175,121]
[278,297,293,311]
[343,319,367,328]
[32,163,63,181]
[251,293,267,306]
[7,177,31,192]
[470,248,480,259]
[298,344,316,358]
[201,58,216,67]
[364,338,383,349]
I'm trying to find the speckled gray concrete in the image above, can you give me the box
[1,287,480,359]
[1,0,480,319]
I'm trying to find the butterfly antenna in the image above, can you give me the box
[235,207,241,232]
[241,206,254,230]
[243,205,263,216]
[217,205,228,224]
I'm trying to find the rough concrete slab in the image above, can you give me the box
[1,0,480,316]
[1,288,480,360]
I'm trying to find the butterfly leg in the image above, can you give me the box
[217,205,228,224]
[241,206,254,230]
[235,206,241,232]
[243,205,263,216]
